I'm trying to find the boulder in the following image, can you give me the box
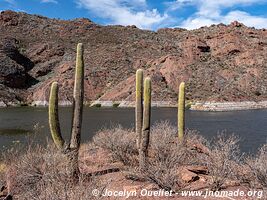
[177,167,200,183]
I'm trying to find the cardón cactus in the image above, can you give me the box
[49,43,84,150]
[178,82,185,141]
[70,43,84,149]
[139,77,151,170]
[48,82,64,149]
[48,43,84,177]
[136,69,143,149]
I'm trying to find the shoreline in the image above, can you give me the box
[190,101,267,111]
[1,100,267,111]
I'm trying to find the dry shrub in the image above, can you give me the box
[246,143,267,189]
[0,152,6,190]
[93,125,138,166]
[205,133,242,191]
[92,121,211,192]
[93,122,261,193]
[3,143,104,200]
[126,121,208,191]
[150,122,205,167]
[92,125,266,194]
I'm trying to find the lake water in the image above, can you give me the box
[0,107,267,154]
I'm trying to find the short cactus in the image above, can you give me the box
[178,82,185,141]
[48,82,64,149]
[135,69,143,149]
[139,77,151,170]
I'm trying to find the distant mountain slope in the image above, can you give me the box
[0,10,266,105]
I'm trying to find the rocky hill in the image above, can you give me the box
[0,10,267,106]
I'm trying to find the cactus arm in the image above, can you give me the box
[178,82,185,141]
[49,82,64,149]
[139,77,151,170]
[136,69,143,149]
[70,43,84,149]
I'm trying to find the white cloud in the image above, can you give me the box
[76,0,170,29]
[173,0,267,29]
[40,0,58,4]
[4,0,16,6]
[180,17,219,30]
[181,11,267,30]
[2,0,20,10]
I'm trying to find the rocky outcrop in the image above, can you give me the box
[0,10,267,106]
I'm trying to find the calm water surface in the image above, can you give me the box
[0,107,267,154]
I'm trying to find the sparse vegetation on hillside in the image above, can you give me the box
[1,11,267,105]
[93,122,266,194]
[1,144,103,200]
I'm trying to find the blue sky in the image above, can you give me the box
[1,0,267,30]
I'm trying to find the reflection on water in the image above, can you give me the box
[0,128,32,136]
[0,107,267,154]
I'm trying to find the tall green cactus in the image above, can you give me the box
[48,43,84,177]
[70,43,84,149]
[139,77,151,170]
[136,69,143,149]
[178,82,185,141]
[49,82,64,149]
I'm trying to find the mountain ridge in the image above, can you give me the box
[0,10,267,106]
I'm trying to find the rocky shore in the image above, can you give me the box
[190,101,267,111]
[1,100,267,111]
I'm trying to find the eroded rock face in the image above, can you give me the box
[0,10,267,105]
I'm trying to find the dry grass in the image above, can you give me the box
[141,122,203,191]
[93,121,209,191]
[204,133,242,191]
[246,143,267,190]
[93,125,139,166]
[0,153,6,192]
[2,143,105,200]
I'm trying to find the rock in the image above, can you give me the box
[0,11,267,105]
[123,185,140,193]
[58,101,72,106]
[193,143,210,154]
[0,10,19,26]
[0,55,27,88]
[91,101,113,107]
[118,101,135,108]
[0,187,11,200]
[3,194,12,200]
[31,101,48,106]
[151,101,175,107]
[230,21,243,27]
[0,163,6,172]
[190,101,267,111]
[186,166,208,175]
[0,101,6,107]
[0,186,7,197]
[177,167,200,183]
